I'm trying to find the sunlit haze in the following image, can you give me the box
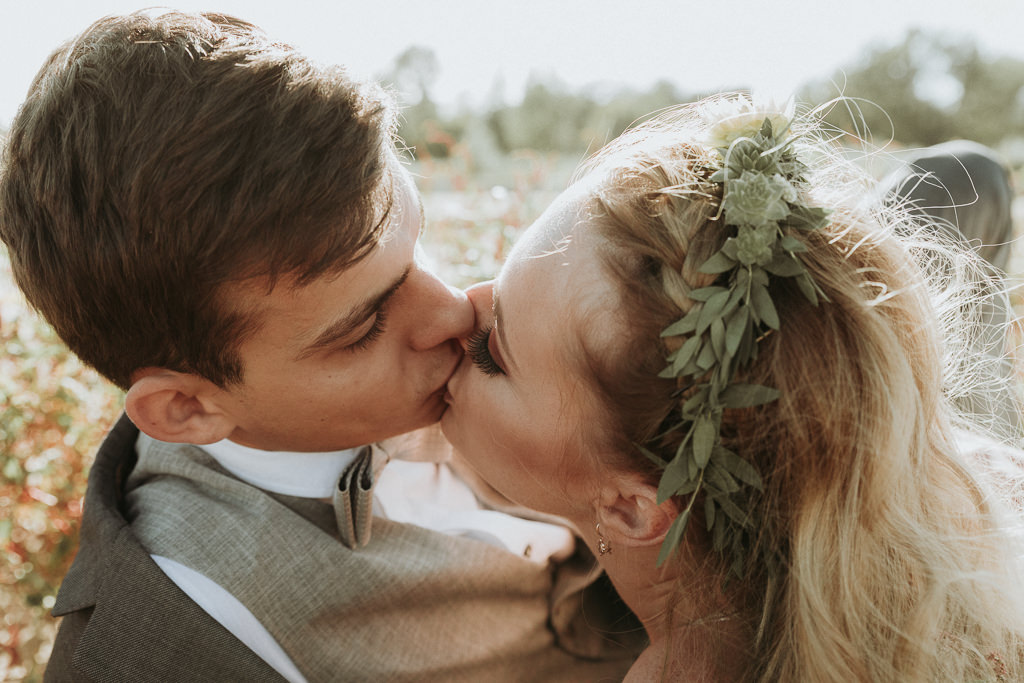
[2,0,1023,127]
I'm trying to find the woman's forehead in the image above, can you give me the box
[506,187,594,270]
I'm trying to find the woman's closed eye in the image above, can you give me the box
[466,326,506,376]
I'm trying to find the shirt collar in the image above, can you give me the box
[197,439,365,499]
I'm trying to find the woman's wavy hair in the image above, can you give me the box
[571,95,1024,682]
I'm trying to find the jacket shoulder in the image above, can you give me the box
[46,415,285,682]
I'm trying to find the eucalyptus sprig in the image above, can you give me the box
[651,116,829,573]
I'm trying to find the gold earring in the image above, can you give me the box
[596,523,611,555]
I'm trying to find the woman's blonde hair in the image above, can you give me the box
[572,95,1024,681]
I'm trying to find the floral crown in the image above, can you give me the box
[649,103,829,572]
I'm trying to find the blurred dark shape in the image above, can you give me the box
[885,141,1021,439]
[888,141,1014,270]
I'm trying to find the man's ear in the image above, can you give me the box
[124,369,236,445]
[595,474,679,549]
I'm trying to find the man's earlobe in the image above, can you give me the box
[124,370,236,444]
[595,475,679,549]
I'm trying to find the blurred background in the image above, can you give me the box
[3,1,1024,679]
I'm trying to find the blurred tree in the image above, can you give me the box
[802,30,1024,147]
[381,46,463,159]
[580,80,701,153]
[487,77,595,154]
[385,45,439,104]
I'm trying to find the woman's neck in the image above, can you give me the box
[583,533,752,681]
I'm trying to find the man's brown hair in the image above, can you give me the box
[0,10,397,389]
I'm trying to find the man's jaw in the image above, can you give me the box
[439,340,465,408]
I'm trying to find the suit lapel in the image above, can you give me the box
[51,413,283,682]
[69,526,283,682]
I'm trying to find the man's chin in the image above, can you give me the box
[378,390,448,440]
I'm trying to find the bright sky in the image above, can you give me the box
[2,0,1023,128]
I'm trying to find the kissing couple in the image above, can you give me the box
[4,10,1023,682]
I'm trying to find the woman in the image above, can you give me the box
[441,97,1024,681]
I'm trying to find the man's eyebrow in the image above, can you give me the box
[296,266,411,360]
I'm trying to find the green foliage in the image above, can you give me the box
[388,33,1024,167]
[802,29,1024,147]
[384,47,701,162]
[653,113,828,572]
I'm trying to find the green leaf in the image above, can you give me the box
[725,307,749,355]
[712,514,727,551]
[668,335,702,376]
[750,284,779,329]
[750,267,769,288]
[721,238,739,261]
[690,286,728,302]
[681,386,710,417]
[657,504,693,566]
[796,272,818,306]
[693,414,715,468]
[733,266,749,291]
[720,383,780,409]
[780,235,807,253]
[661,306,701,337]
[677,475,702,497]
[763,252,805,277]
[696,290,730,336]
[785,204,829,231]
[636,444,668,468]
[709,317,725,361]
[736,316,755,363]
[709,168,726,183]
[712,492,751,528]
[721,285,743,320]
[707,460,740,494]
[714,446,763,490]
[657,453,689,503]
[698,250,736,275]
[695,339,716,370]
[704,495,716,531]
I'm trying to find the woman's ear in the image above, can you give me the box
[124,369,236,445]
[595,474,679,548]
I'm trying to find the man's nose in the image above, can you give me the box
[408,271,476,351]
[457,281,495,352]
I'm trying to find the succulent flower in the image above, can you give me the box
[722,171,791,227]
[703,100,791,150]
[735,224,777,266]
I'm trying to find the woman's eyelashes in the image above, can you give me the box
[466,326,506,376]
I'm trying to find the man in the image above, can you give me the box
[0,11,638,681]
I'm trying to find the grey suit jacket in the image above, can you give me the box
[45,413,285,682]
[46,415,640,681]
